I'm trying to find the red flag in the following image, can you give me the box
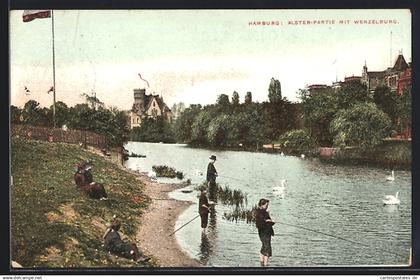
[22,10,51,22]
[47,86,54,94]
[138,73,150,87]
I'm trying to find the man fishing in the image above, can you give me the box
[255,198,275,267]
[206,155,218,201]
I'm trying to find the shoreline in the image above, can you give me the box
[89,145,200,267]
[135,175,200,267]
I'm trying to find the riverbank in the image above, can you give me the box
[11,137,155,267]
[135,177,200,267]
[185,139,411,170]
[11,137,200,268]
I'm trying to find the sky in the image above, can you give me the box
[10,9,411,110]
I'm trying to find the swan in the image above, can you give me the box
[386,170,395,181]
[148,170,157,179]
[301,154,305,159]
[280,152,285,156]
[383,191,400,205]
[273,179,287,193]
[194,169,203,176]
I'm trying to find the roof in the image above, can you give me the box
[392,54,409,71]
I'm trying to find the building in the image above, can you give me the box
[361,54,411,93]
[129,88,172,129]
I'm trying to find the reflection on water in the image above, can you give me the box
[199,207,218,265]
[125,142,412,267]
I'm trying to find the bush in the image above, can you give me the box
[278,129,314,154]
[152,165,184,179]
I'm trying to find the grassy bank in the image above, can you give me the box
[321,140,411,170]
[11,137,156,268]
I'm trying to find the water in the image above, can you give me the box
[124,141,412,267]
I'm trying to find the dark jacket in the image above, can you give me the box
[255,208,274,236]
[198,192,210,215]
[104,230,132,254]
[206,162,217,182]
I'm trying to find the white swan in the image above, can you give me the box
[383,191,400,205]
[386,170,395,181]
[273,179,287,193]
[194,169,203,176]
[301,154,306,159]
[280,152,285,156]
[148,170,157,179]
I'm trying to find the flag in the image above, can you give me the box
[47,86,54,94]
[138,73,150,87]
[22,10,51,22]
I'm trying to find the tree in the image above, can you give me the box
[268,78,282,103]
[298,88,338,146]
[130,116,175,143]
[336,80,371,109]
[232,91,240,105]
[11,105,23,124]
[244,92,252,105]
[373,86,399,125]
[330,103,391,149]
[173,104,202,143]
[216,94,230,107]
[81,92,104,110]
[49,101,69,128]
[397,88,412,136]
[22,100,49,127]
[278,129,314,154]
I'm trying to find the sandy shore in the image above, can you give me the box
[135,176,200,267]
[88,147,200,267]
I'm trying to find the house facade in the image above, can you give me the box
[129,89,172,129]
[361,54,412,94]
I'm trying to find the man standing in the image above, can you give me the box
[198,188,210,233]
[206,155,218,200]
[255,198,275,266]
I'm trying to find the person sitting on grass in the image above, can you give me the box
[103,219,140,261]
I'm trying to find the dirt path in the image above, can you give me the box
[135,176,200,267]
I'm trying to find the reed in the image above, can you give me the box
[152,165,184,179]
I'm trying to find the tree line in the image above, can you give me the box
[11,95,130,147]
[299,81,411,149]
[171,78,302,149]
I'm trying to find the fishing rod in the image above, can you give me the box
[274,221,408,259]
[169,214,200,237]
[218,174,278,185]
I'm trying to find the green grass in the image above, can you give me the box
[11,137,157,268]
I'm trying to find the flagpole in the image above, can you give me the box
[51,10,56,128]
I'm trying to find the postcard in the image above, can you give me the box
[10,9,412,269]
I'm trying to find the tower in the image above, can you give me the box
[133,88,146,115]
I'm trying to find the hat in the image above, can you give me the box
[110,220,121,231]
[209,155,217,160]
[258,198,269,207]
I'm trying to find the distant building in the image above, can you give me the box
[361,54,411,94]
[307,84,329,91]
[129,88,172,129]
[344,75,362,83]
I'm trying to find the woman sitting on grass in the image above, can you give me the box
[103,219,140,261]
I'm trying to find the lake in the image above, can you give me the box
[124,141,412,267]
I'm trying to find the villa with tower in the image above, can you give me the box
[129,88,172,129]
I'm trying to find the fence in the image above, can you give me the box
[11,125,107,150]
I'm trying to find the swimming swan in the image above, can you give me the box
[386,170,395,181]
[383,191,400,205]
[273,179,287,193]
[148,170,157,179]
